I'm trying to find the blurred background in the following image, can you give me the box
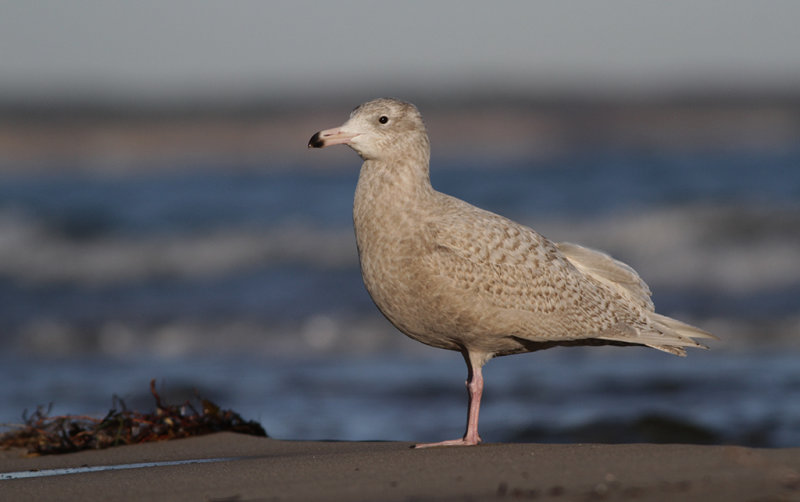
[1,1,799,447]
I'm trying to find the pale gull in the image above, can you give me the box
[308,98,716,448]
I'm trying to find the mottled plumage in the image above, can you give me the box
[309,98,715,447]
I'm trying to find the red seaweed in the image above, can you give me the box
[0,379,267,455]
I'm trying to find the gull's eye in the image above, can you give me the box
[378,115,389,124]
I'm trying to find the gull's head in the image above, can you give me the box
[308,98,429,161]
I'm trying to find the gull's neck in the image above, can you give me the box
[356,147,435,209]
[353,150,436,245]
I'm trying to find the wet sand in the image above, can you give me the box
[2,432,799,501]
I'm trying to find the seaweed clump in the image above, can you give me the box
[0,379,267,455]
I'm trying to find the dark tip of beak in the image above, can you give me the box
[308,132,324,148]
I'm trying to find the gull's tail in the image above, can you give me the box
[556,242,717,357]
[647,312,718,356]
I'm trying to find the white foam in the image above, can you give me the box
[0,212,356,284]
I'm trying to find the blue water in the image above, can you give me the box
[0,146,799,446]
[1,350,798,447]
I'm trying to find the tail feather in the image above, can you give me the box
[649,345,689,357]
[644,313,718,355]
[651,313,718,340]
[598,326,708,357]
[634,314,716,356]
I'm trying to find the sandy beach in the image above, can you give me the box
[1,433,799,501]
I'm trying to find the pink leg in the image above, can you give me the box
[414,352,484,448]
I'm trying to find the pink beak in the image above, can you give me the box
[308,127,359,148]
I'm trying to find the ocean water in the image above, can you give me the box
[1,145,799,446]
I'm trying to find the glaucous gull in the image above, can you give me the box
[308,98,715,448]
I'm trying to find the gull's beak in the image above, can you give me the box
[308,127,359,148]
